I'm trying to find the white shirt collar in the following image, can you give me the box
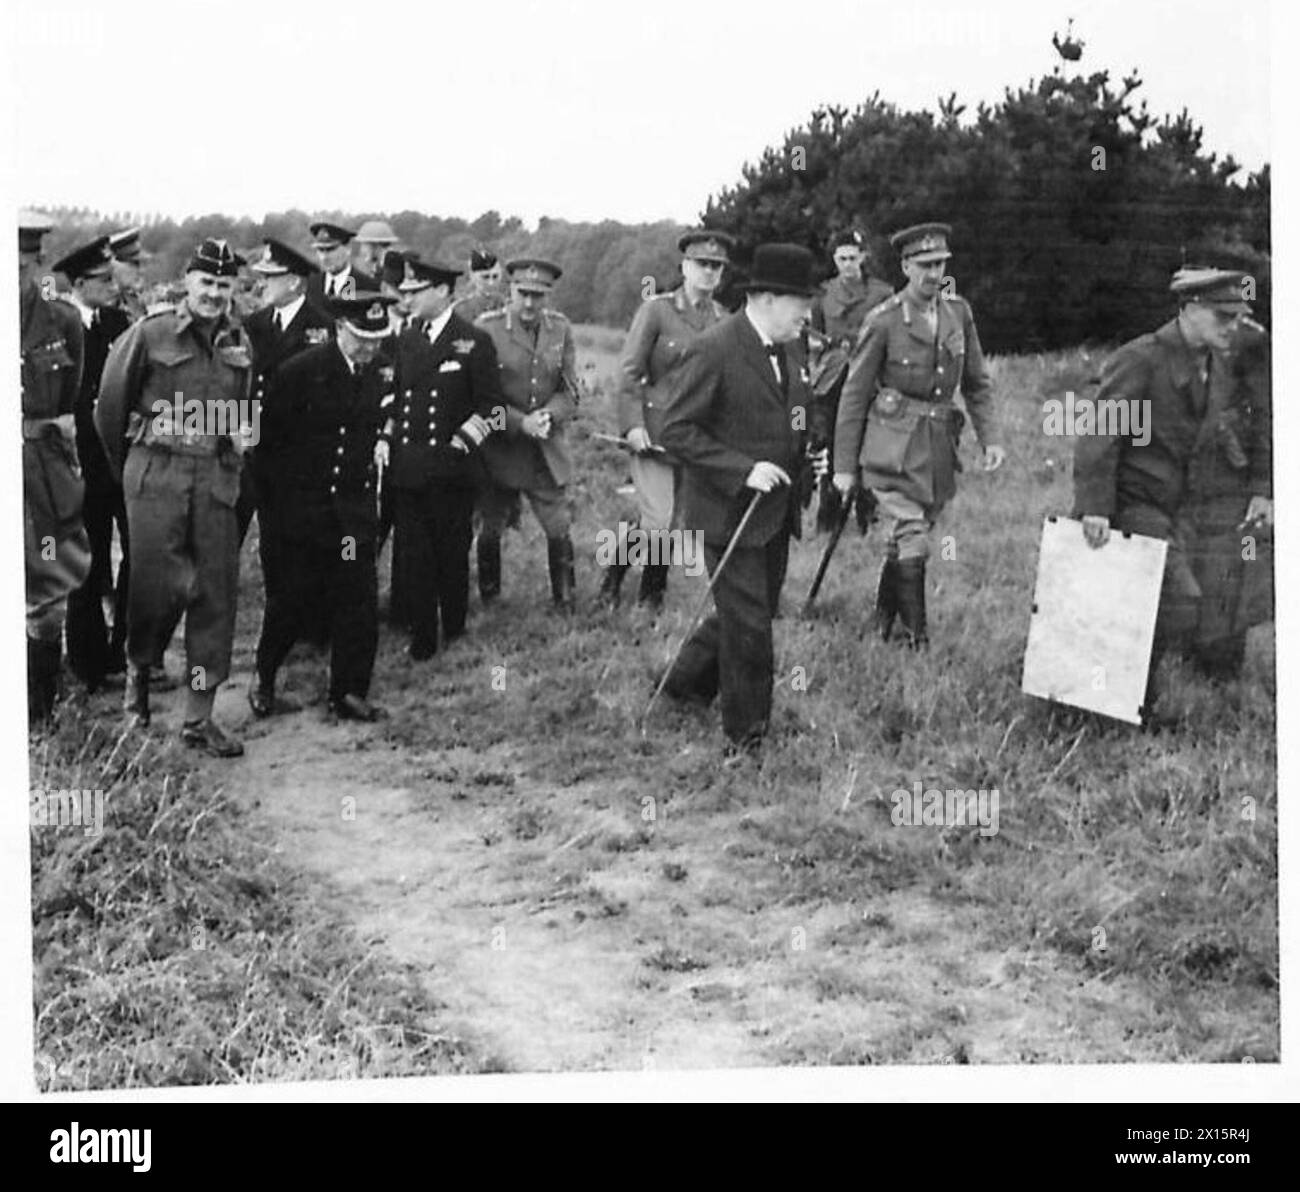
[424,306,454,344]
[744,305,775,347]
[335,341,357,374]
[325,265,352,295]
[275,294,306,329]
[68,291,96,329]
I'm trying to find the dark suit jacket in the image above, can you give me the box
[304,266,378,319]
[73,305,130,490]
[259,342,388,547]
[390,312,503,490]
[660,310,814,548]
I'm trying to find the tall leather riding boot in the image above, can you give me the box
[598,560,630,608]
[124,665,151,726]
[477,535,501,603]
[637,564,669,611]
[895,558,929,649]
[874,556,900,641]
[548,536,576,612]
[27,638,62,728]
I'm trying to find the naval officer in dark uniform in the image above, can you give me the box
[250,293,396,722]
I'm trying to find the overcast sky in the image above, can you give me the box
[4,0,1272,226]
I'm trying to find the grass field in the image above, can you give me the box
[30,325,1277,1086]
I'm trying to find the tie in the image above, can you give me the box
[766,344,788,394]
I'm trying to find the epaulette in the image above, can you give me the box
[1240,315,1267,336]
[477,308,506,321]
[144,302,176,318]
[544,308,570,324]
[941,290,964,301]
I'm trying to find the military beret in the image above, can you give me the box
[18,208,54,254]
[469,247,498,271]
[309,221,356,249]
[250,237,316,278]
[678,229,735,261]
[328,291,396,338]
[186,238,244,277]
[890,222,952,263]
[355,219,398,245]
[829,229,866,252]
[108,227,146,263]
[1169,267,1252,313]
[399,256,462,292]
[506,257,563,291]
[52,236,116,282]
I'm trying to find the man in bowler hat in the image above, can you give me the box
[658,242,825,763]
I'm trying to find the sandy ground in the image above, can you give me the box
[129,646,1228,1075]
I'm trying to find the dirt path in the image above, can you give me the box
[174,657,1200,1074]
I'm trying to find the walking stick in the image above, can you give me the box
[801,486,856,616]
[376,455,385,519]
[640,489,764,738]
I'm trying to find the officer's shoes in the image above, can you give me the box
[329,693,383,722]
[181,718,245,758]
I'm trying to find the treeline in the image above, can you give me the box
[36,207,690,328]
[702,31,1269,352]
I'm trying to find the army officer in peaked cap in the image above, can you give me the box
[21,210,91,725]
[475,258,580,610]
[56,236,133,693]
[598,229,733,611]
[379,256,504,659]
[833,222,1004,648]
[251,293,396,723]
[108,227,148,320]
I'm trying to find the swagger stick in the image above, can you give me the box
[639,489,763,738]
[801,485,856,616]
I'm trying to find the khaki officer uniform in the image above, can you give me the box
[598,228,734,610]
[95,239,252,752]
[475,257,578,607]
[21,211,92,722]
[835,222,1000,646]
[813,273,894,350]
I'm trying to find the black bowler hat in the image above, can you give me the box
[53,236,116,282]
[469,247,498,271]
[328,291,396,338]
[742,243,818,297]
[250,237,317,278]
[399,256,462,292]
[186,238,244,277]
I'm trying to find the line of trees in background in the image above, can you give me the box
[35,207,692,330]
[36,31,1268,353]
[703,32,1269,352]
